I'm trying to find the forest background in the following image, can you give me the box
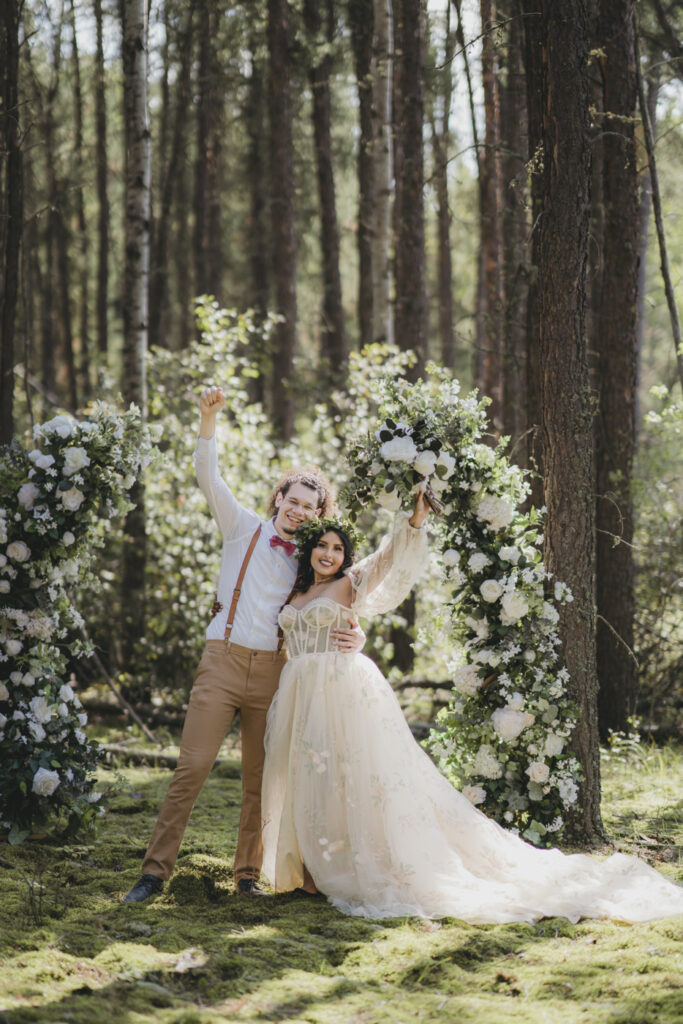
[0,0,682,848]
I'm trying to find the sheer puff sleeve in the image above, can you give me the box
[346,512,429,617]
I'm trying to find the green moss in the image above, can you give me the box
[0,740,681,1024]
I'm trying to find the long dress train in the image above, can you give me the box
[261,516,683,924]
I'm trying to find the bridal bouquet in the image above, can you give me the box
[344,370,581,847]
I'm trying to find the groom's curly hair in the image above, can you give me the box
[266,466,336,518]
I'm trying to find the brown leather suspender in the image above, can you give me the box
[223,525,262,645]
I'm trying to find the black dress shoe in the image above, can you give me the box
[121,874,164,903]
[237,878,270,898]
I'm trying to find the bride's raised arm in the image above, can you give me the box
[346,495,429,617]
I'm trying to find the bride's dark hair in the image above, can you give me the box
[292,524,356,596]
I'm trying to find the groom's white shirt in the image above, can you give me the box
[195,436,297,650]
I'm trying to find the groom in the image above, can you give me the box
[123,386,363,902]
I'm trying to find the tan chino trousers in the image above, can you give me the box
[142,639,285,883]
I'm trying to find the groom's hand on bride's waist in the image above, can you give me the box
[331,621,365,653]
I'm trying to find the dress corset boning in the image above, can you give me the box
[278,597,349,658]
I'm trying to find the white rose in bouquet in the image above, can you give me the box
[379,435,418,463]
[436,450,456,478]
[62,531,75,546]
[500,590,530,626]
[473,744,503,779]
[558,776,578,806]
[442,549,460,567]
[543,733,565,757]
[463,785,487,805]
[480,579,503,602]
[18,483,40,509]
[63,447,91,477]
[508,692,524,710]
[59,683,74,702]
[476,495,515,532]
[0,682,8,701]
[32,767,61,796]
[60,486,86,512]
[499,545,521,564]
[7,540,31,562]
[28,721,46,743]
[22,673,35,687]
[39,415,74,439]
[0,580,9,594]
[452,664,484,696]
[376,487,402,512]
[28,449,55,470]
[29,694,53,724]
[5,639,22,656]
[413,449,438,476]
[492,706,535,742]
[526,761,550,784]
[468,552,491,573]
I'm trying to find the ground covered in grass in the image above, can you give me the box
[1,734,681,1024]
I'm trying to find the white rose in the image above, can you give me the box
[526,761,550,784]
[0,682,8,701]
[7,540,31,562]
[62,447,91,476]
[57,702,69,718]
[543,733,565,757]
[464,615,490,640]
[442,549,460,567]
[376,487,403,512]
[452,664,484,697]
[62,531,75,546]
[500,591,530,626]
[436,450,456,478]
[499,545,521,564]
[412,449,437,476]
[0,580,9,594]
[29,694,52,724]
[75,728,87,745]
[41,415,74,439]
[476,495,515,532]
[59,683,74,703]
[508,692,524,711]
[0,553,6,566]
[463,785,487,806]
[480,579,503,602]
[29,449,56,470]
[491,707,535,742]
[77,712,88,727]
[22,673,35,688]
[558,777,578,806]
[32,767,61,796]
[28,721,46,743]
[18,483,40,509]
[379,435,418,463]
[523,650,536,663]
[60,487,85,511]
[542,601,560,626]
[468,552,491,573]
[5,639,22,656]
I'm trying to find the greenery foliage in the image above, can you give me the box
[0,405,159,839]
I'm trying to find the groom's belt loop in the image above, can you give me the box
[224,524,262,646]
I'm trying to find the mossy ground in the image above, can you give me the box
[1,734,681,1024]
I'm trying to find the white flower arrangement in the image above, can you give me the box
[343,371,580,846]
[0,403,159,840]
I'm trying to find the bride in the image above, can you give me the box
[261,495,683,924]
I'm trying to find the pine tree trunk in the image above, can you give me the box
[394,0,426,378]
[245,34,269,402]
[306,0,347,376]
[120,0,151,682]
[528,1,603,844]
[94,0,109,361]
[0,0,23,444]
[595,0,639,739]
[268,0,297,440]
[478,0,504,431]
[372,0,394,346]
[69,0,90,401]
[349,0,375,346]
[194,2,223,302]
[431,7,455,369]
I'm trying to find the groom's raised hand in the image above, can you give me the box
[199,386,225,438]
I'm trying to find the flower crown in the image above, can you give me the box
[294,515,362,558]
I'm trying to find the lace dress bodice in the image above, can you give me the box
[278,597,352,659]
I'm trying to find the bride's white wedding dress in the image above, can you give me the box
[261,516,683,923]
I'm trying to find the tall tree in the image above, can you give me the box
[371,0,394,346]
[595,0,639,739]
[0,0,23,444]
[268,0,297,440]
[394,0,427,378]
[194,1,224,302]
[523,0,603,843]
[69,0,90,400]
[305,0,347,376]
[349,0,375,346]
[94,0,109,363]
[120,0,151,676]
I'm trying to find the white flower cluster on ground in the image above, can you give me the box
[0,404,159,841]
[343,370,581,847]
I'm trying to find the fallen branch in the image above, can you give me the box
[100,743,240,776]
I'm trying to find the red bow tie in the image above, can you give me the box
[270,535,296,557]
